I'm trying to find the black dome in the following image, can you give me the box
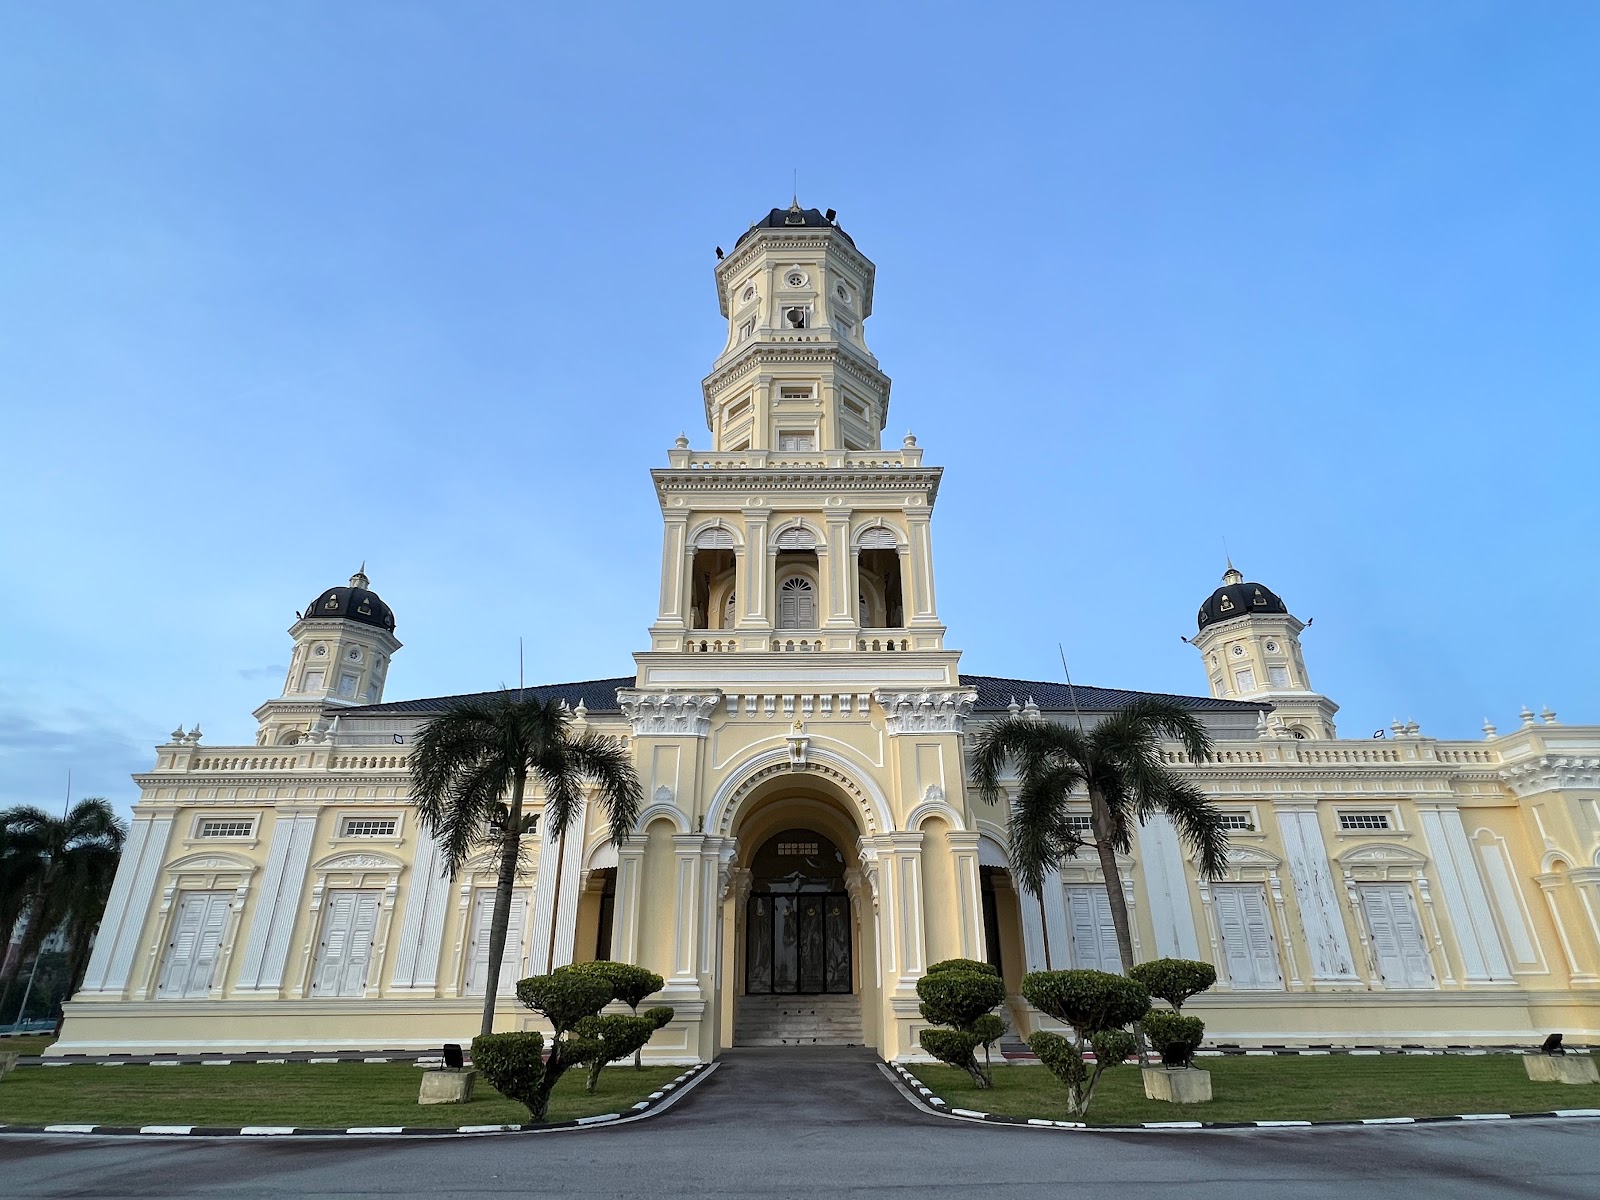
[1198,566,1288,631]
[304,570,395,632]
[735,201,855,247]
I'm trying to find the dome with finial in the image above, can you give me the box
[1197,562,1288,630]
[735,199,854,247]
[303,565,395,632]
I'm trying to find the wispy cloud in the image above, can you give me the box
[236,664,286,681]
[0,696,150,815]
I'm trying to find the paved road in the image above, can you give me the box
[1,1047,1597,1199]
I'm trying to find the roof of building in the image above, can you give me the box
[1197,565,1288,632]
[302,569,396,633]
[735,202,855,248]
[336,673,1262,718]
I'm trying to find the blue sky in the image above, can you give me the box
[2,2,1596,814]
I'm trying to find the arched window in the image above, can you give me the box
[778,576,816,629]
[724,592,737,627]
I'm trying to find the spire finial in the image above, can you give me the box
[791,168,799,209]
[350,562,370,589]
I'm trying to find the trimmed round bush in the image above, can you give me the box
[927,958,999,977]
[568,960,664,1010]
[516,970,617,1033]
[1021,969,1150,1033]
[919,1028,983,1078]
[1127,959,1217,1012]
[1142,1010,1205,1067]
[917,968,1006,1030]
[470,1031,545,1114]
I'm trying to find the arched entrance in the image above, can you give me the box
[744,829,853,995]
[721,782,875,1049]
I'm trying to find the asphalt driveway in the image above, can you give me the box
[1,1047,1596,1199]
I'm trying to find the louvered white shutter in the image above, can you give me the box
[1213,885,1281,990]
[778,578,815,629]
[339,893,382,996]
[497,892,529,995]
[465,891,494,996]
[1361,884,1433,988]
[312,892,357,995]
[1065,888,1121,972]
[467,890,531,996]
[158,892,230,998]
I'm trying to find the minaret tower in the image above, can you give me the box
[1190,563,1338,739]
[254,567,402,745]
[639,202,955,677]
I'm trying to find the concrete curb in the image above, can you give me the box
[0,1062,715,1140]
[883,1062,1600,1133]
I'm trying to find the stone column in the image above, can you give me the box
[234,807,319,994]
[946,831,986,963]
[388,829,452,993]
[824,512,854,627]
[904,509,938,625]
[77,812,174,998]
[669,834,705,986]
[739,508,771,629]
[659,512,690,628]
[611,835,649,966]
[871,832,927,994]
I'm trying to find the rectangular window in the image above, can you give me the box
[778,385,814,401]
[778,431,815,451]
[196,818,256,839]
[738,318,755,342]
[842,396,867,418]
[777,841,819,857]
[338,673,359,698]
[1218,811,1255,831]
[1064,813,1093,835]
[1338,811,1392,831]
[1233,667,1256,692]
[302,670,325,693]
[310,890,382,997]
[726,396,750,422]
[340,816,399,838]
[156,891,233,999]
[1267,665,1289,688]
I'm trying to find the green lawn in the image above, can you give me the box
[0,1062,685,1128]
[911,1054,1599,1125]
[1,1036,57,1058]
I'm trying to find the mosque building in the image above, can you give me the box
[57,204,1600,1057]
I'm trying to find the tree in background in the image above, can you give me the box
[0,799,126,1015]
[412,694,642,1038]
[970,697,1230,972]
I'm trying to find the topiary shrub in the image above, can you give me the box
[1142,1010,1205,1069]
[1128,957,1216,1069]
[1021,969,1150,1117]
[927,958,999,977]
[568,960,665,1068]
[575,1007,674,1093]
[1127,958,1217,1012]
[469,1031,545,1114]
[496,966,674,1120]
[917,966,1008,1088]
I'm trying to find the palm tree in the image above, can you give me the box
[0,799,127,997]
[412,693,642,1038]
[969,697,1229,973]
[0,812,46,959]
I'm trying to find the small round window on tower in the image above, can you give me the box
[786,271,807,288]
[742,285,756,303]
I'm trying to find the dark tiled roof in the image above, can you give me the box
[339,672,1261,720]
[735,204,855,248]
[960,674,1264,713]
[338,678,633,717]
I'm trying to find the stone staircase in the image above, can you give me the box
[734,994,864,1047]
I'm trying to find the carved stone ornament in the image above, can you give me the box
[617,690,723,737]
[321,854,393,870]
[874,689,978,735]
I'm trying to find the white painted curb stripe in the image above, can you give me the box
[140,1126,193,1134]
[346,1126,404,1134]
[44,1125,97,1133]
[240,1127,296,1135]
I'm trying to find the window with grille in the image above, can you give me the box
[340,816,399,838]
[1338,812,1392,831]
[777,841,819,857]
[1064,814,1093,834]
[197,818,255,839]
[779,385,814,401]
[1219,811,1255,831]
